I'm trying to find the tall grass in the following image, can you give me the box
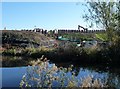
[2,39,120,67]
[20,56,108,88]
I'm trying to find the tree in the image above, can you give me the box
[116,1,120,35]
[83,0,120,41]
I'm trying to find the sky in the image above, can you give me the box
[2,2,90,30]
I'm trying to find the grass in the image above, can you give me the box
[2,30,120,67]
[95,33,108,41]
[61,33,94,41]
[2,41,120,67]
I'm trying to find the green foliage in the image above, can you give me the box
[82,1,120,63]
[95,33,108,41]
[3,49,17,55]
[83,1,119,41]
[3,41,120,67]
[61,33,94,41]
[107,36,120,61]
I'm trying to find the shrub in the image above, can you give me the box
[20,56,108,88]
[3,49,17,56]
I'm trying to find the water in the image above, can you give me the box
[1,56,120,88]
[2,67,27,87]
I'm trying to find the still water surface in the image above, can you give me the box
[1,56,120,88]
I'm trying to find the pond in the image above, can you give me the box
[1,56,120,88]
[2,67,26,87]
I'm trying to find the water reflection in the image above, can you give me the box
[2,56,36,67]
[1,56,120,88]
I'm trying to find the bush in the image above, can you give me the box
[3,49,17,56]
[20,56,108,88]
